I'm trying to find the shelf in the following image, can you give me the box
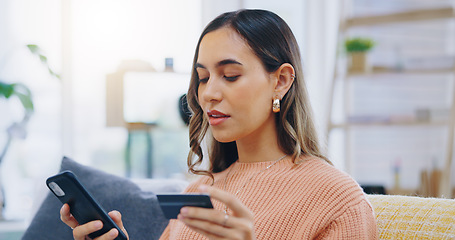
[126,122,156,130]
[328,1,455,198]
[330,120,449,129]
[347,66,455,77]
[346,7,455,28]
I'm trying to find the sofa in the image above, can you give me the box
[367,194,455,239]
[22,157,455,239]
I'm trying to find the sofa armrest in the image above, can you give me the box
[367,194,455,239]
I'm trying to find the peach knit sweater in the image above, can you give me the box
[159,157,378,239]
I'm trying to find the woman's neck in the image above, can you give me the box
[235,128,285,163]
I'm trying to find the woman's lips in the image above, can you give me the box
[207,110,230,126]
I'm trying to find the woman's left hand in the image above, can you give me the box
[178,185,256,240]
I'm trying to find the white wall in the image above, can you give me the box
[304,0,342,167]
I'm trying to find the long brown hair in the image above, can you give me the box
[186,9,330,180]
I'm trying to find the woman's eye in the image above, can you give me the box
[198,77,209,83]
[224,75,239,81]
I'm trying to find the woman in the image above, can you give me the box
[61,9,377,239]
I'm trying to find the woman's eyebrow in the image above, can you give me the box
[216,59,242,67]
[195,59,243,69]
[195,63,206,69]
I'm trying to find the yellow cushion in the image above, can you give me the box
[367,195,455,239]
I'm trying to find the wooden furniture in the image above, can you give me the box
[125,122,155,178]
[327,2,455,198]
[105,60,190,178]
[106,60,156,177]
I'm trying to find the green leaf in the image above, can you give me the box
[12,83,32,96]
[27,44,40,54]
[39,54,47,63]
[26,44,61,80]
[48,68,61,79]
[10,83,34,112]
[0,81,14,98]
[0,82,33,112]
[15,92,34,112]
[344,37,375,53]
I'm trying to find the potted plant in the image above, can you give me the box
[0,44,59,219]
[0,81,33,162]
[0,44,59,165]
[344,37,375,73]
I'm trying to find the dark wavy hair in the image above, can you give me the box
[186,9,330,180]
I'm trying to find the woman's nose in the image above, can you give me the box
[201,77,222,103]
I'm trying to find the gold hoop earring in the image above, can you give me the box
[272,98,280,113]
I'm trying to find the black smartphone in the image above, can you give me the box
[46,171,128,240]
[156,194,214,219]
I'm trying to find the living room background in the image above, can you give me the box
[1,0,454,235]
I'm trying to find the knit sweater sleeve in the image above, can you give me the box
[158,225,170,240]
[316,199,378,239]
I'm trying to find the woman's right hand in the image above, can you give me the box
[60,203,129,240]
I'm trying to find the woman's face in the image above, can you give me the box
[196,27,277,143]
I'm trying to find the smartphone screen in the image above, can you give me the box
[46,171,128,240]
[157,194,214,219]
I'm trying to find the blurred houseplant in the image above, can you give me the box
[344,37,375,73]
[0,44,59,164]
[0,44,59,219]
[0,80,33,163]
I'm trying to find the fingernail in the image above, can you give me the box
[198,185,208,192]
[180,207,188,215]
[94,221,102,229]
[110,228,118,237]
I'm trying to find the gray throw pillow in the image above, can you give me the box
[22,156,169,240]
